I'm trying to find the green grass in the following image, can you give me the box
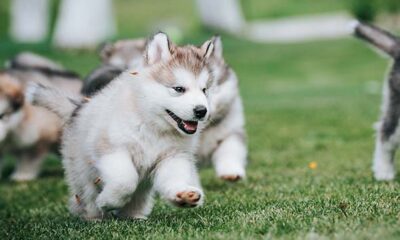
[1,1,400,239]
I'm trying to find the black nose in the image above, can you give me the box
[194,105,207,119]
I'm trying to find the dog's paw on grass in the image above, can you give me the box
[174,190,202,207]
[220,174,242,182]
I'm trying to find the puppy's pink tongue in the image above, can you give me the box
[183,121,198,131]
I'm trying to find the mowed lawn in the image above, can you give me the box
[1,1,399,239]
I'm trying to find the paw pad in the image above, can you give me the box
[220,174,242,182]
[175,191,201,207]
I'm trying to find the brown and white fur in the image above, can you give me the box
[354,22,400,180]
[84,36,247,181]
[0,52,82,181]
[29,33,217,219]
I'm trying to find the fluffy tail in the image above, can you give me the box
[353,21,400,58]
[26,83,83,121]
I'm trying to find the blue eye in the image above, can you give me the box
[173,87,186,93]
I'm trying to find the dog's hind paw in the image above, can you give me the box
[220,174,242,182]
[217,166,245,182]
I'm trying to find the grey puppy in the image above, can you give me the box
[81,39,146,96]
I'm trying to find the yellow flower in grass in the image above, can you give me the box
[308,161,317,170]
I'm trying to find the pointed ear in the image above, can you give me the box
[145,32,172,65]
[200,39,214,60]
[99,42,115,61]
[211,35,223,59]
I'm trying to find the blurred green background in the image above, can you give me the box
[1,1,399,239]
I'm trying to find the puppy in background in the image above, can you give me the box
[83,36,247,181]
[29,32,217,219]
[354,22,400,180]
[81,39,146,96]
[0,52,82,181]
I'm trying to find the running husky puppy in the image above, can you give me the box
[354,22,400,180]
[29,32,217,219]
[84,36,247,181]
[0,52,82,181]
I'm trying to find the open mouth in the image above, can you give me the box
[166,110,198,134]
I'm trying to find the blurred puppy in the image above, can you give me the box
[0,52,82,181]
[81,39,146,95]
[29,33,216,219]
[83,36,247,181]
[354,22,400,180]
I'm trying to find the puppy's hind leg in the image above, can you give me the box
[212,132,247,182]
[95,149,139,212]
[11,145,47,181]
[118,180,154,219]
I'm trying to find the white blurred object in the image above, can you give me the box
[53,0,116,49]
[10,0,49,43]
[195,0,244,34]
[194,0,356,43]
[246,12,355,43]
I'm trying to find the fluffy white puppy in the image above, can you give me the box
[84,36,248,181]
[29,32,217,219]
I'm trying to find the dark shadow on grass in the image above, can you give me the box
[202,179,248,192]
[0,165,64,181]
[0,154,64,181]
[39,168,64,178]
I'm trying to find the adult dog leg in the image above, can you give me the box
[373,78,400,180]
[373,134,396,180]
[354,22,400,180]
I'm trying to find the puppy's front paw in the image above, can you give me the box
[172,188,203,207]
[96,191,129,212]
